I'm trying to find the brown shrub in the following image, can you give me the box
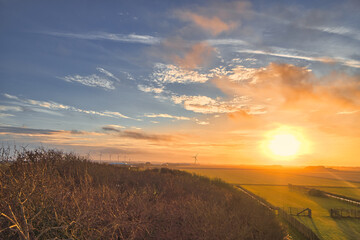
[0,148,285,239]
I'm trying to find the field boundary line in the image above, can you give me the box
[236,185,321,240]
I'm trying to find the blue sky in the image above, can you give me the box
[1,0,360,165]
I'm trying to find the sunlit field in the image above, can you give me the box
[243,185,360,240]
[316,187,360,201]
[179,167,360,240]
[179,167,360,187]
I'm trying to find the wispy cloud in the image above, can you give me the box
[151,63,210,84]
[41,31,160,44]
[59,68,120,90]
[176,2,251,36]
[195,119,210,125]
[101,125,174,141]
[207,38,249,46]
[0,105,22,112]
[0,113,15,118]
[144,113,190,120]
[0,126,60,135]
[171,95,264,115]
[3,94,134,120]
[120,130,173,141]
[102,124,126,132]
[61,74,115,90]
[311,26,360,42]
[137,85,164,93]
[178,11,237,36]
[337,110,360,115]
[237,49,360,68]
[96,67,121,82]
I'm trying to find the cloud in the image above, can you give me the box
[213,63,360,116]
[310,26,360,42]
[3,94,133,120]
[0,113,14,118]
[207,38,249,46]
[154,37,216,70]
[70,130,84,134]
[41,31,160,44]
[0,105,22,112]
[59,68,122,90]
[172,42,215,69]
[195,119,210,125]
[337,110,360,115]
[151,63,211,84]
[61,74,115,90]
[176,2,251,36]
[3,94,19,100]
[171,95,262,115]
[144,113,190,120]
[120,130,173,141]
[102,124,125,132]
[0,126,60,135]
[237,49,360,68]
[137,85,164,93]
[96,67,121,82]
[178,11,237,36]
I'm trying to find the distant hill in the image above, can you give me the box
[304,166,338,172]
[0,149,285,239]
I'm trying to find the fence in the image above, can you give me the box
[330,208,360,218]
[236,186,320,240]
[278,209,320,240]
[287,207,312,217]
[288,184,360,206]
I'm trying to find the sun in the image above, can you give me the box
[268,133,301,157]
[262,126,307,159]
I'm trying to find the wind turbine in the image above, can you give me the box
[193,153,198,165]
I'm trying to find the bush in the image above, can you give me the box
[0,148,285,239]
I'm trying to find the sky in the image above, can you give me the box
[0,0,359,166]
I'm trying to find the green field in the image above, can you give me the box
[243,185,360,240]
[317,187,360,200]
[179,167,360,240]
[180,168,360,187]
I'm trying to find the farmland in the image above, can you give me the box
[179,167,360,187]
[316,187,360,200]
[179,166,360,240]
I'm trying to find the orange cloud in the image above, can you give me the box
[178,11,237,36]
[213,63,360,114]
[154,38,215,69]
[172,42,215,69]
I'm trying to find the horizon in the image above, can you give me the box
[1,0,360,166]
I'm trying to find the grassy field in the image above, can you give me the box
[179,168,360,187]
[179,167,360,240]
[316,187,360,200]
[242,185,360,240]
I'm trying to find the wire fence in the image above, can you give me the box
[236,186,320,240]
[330,208,360,218]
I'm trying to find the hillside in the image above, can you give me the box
[0,149,285,240]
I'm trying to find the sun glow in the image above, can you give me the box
[268,133,301,157]
[262,127,308,159]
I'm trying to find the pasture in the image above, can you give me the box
[243,185,360,240]
[316,187,360,200]
[179,167,360,187]
[180,167,360,240]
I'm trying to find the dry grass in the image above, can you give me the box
[0,148,285,239]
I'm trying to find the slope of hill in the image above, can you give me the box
[0,149,285,240]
